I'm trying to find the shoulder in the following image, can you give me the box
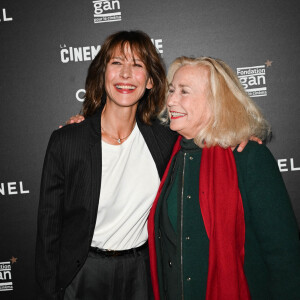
[52,121,87,140]
[137,117,177,145]
[150,118,178,142]
[234,141,276,165]
[234,141,283,187]
[48,115,99,150]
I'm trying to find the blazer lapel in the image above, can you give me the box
[137,118,165,179]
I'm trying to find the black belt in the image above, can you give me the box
[89,242,148,257]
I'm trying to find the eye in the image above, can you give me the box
[133,63,143,68]
[111,60,121,65]
[168,88,174,94]
[181,89,188,94]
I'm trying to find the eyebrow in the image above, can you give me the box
[111,56,143,62]
[169,83,191,88]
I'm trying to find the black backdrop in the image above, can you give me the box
[1,0,300,298]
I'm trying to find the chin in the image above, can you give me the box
[169,124,180,133]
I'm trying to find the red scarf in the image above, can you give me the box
[148,136,251,300]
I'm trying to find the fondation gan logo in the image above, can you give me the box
[93,0,121,24]
[237,65,267,98]
[0,257,17,292]
[236,60,272,98]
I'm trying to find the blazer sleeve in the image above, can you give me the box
[35,130,65,300]
[244,144,300,299]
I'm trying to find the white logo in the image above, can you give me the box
[63,39,163,65]
[151,39,163,55]
[60,45,101,63]
[278,158,300,172]
[0,262,13,291]
[0,8,13,22]
[76,89,86,102]
[237,65,267,98]
[0,181,30,196]
[93,0,121,24]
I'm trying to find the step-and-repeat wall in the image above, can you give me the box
[1,0,299,298]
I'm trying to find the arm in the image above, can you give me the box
[245,144,300,299]
[35,131,65,300]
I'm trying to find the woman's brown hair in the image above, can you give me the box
[83,30,166,124]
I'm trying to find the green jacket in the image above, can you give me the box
[154,140,300,300]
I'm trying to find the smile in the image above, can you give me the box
[114,84,136,94]
[115,84,136,90]
[170,111,187,119]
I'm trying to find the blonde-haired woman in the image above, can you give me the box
[148,56,300,300]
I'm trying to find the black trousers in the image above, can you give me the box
[64,245,154,300]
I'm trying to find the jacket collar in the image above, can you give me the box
[137,117,165,179]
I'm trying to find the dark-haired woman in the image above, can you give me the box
[36,30,178,300]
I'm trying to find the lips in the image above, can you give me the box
[114,84,136,94]
[169,111,187,119]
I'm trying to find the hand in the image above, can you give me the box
[237,136,262,152]
[59,114,85,128]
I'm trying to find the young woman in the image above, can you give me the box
[36,30,177,300]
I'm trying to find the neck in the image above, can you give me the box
[101,102,137,144]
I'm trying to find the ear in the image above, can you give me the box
[146,77,153,89]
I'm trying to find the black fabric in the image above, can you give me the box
[35,108,178,300]
[64,245,153,300]
[89,242,149,256]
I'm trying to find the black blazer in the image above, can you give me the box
[35,108,177,300]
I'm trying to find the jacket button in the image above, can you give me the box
[187,195,191,199]
[185,236,190,240]
[168,260,172,267]
[187,277,192,281]
[189,156,193,160]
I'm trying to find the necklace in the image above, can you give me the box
[101,123,135,144]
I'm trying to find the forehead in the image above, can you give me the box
[172,64,210,88]
[111,43,143,61]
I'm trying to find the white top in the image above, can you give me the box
[91,123,161,250]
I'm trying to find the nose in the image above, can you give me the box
[120,64,132,79]
[167,91,177,107]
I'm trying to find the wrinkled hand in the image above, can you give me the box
[237,136,262,152]
[59,114,85,128]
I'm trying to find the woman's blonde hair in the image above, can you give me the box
[160,56,271,148]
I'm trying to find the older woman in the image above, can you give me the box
[148,56,300,300]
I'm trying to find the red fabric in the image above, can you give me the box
[148,136,251,300]
[200,146,251,300]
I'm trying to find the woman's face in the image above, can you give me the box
[167,64,212,139]
[105,44,153,108]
